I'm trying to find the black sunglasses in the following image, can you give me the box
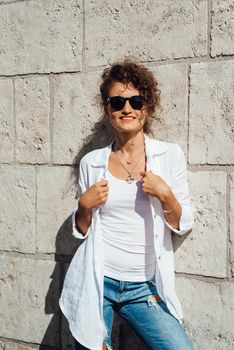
[106,95,144,111]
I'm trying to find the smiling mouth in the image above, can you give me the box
[119,116,136,120]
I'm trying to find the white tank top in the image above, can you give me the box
[100,170,156,282]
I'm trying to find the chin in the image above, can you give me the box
[114,125,144,135]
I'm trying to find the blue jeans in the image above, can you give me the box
[74,276,194,350]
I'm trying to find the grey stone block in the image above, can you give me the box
[176,277,234,350]
[0,0,82,75]
[152,64,188,152]
[175,171,227,277]
[36,166,78,254]
[85,0,207,67]
[211,0,234,57]
[52,71,104,164]
[0,340,38,350]
[0,166,35,253]
[0,255,60,346]
[189,61,234,164]
[15,76,50,164]
[0,79,13,163]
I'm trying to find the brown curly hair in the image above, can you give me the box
[99,58,161,135]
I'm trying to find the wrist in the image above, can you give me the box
[159,188,179,214]
[78,197,91,212]
[74,206,92,236]
[75,202,92,232]
[158,187,171,204]
[163,200,178,214]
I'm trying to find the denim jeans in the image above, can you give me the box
[74,275,194,350]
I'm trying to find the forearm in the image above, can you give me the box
[75,203,92,236]
[159,188,182,230]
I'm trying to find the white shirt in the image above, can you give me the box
[59,134,194,350]
[101,170,156,282]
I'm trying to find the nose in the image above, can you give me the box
[122,100,132,114]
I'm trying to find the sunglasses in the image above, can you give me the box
[106,95,144,111]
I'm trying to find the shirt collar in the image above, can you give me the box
[90,133,168,167]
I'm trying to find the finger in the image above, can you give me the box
[100,190,109,202]
[97,185,109,194]
[99,178,108,186]
[141,182,146,192]
[100,183,109,191]
[101,186,109,193]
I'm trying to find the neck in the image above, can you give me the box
[113,130,145,155]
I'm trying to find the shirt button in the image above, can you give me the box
[154,214,156,218]
[158,256,161,259]
[155,234,158,238]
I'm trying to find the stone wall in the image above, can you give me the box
[0,1,233,349]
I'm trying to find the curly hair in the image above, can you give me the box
[99,58,161,135]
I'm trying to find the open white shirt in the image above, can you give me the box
[59,134,194,350]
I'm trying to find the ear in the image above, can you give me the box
[140,107,147,121]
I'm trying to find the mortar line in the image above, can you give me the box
[34,165,37,256]
[227,173,231,278]
[49,74,54,165]
[0,250,74,263]
[0,162,233,172]
[175,272,233,283]
[12,78,16,163]
[0,72,55,79]
[1,54,234,79]
[81,0,86,71]
[0,0,37,6]
[187,64,191,164]
[207,0,212,58]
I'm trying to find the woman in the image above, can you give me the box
[59,59,194,350]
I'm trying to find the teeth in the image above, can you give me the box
[121,117,134,120]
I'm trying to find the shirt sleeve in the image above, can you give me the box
[72,158,90,240]
[164,144,195,236]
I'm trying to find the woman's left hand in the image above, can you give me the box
[140,170,182,230]
[140,170,170,202]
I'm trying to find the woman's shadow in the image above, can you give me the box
[39,120,190,350]
[39,119,114,350]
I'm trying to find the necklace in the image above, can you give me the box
[120,153,132,165]
[114,147,145,184]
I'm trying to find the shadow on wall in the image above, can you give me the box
[38,119,114,350]
[39,119,190,350]
[39,215,79,350]
[71,118,114,194]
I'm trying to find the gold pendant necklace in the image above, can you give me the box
[126,174,135,184]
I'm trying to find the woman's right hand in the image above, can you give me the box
[79,178,109,210]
